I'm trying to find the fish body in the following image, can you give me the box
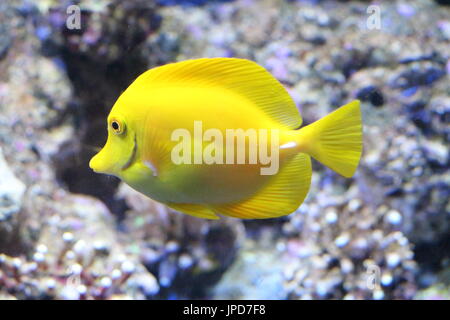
[90,58,362,219]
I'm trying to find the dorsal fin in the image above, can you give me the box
[134,58,302,129]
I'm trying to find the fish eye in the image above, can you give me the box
[110,119,125,135]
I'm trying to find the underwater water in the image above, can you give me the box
[0,0,449,300]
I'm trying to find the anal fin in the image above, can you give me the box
[166,203,219,220]
[210,153,312,219]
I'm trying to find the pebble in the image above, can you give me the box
[100,276,112,288]
[385,210,402,225]
[381,273,393,286]
[178,254,194,269]
[324,209,338,224]
[386,253,401,268]
[356,85,385,107]
[335,233,350,248]
[373,289,385,300]
[121,261,136,274]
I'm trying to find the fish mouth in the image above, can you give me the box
[121,134,137,171]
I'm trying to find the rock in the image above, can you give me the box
[0,0,448,301]
[0,192,160,299]
[212,238,286,300]
[356,85,385,107]
[0,147,26,222]
[434,0,450,6]
[116,183,245,298]
[157,0,234,5]
[0,147,26,255]
[422,140,448,168]
[0,2,13,60]
[391,67,446,90]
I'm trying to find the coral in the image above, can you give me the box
[0,1,13,60]
[115,184,245,299]
[151,0,448,299]
[157,0,235,6]
[212,235,286,299]
[0,0,448,300]
[0,148,26,255]
[1,191,159,299]
[0,0,160,299]
[0,0,243,300]
[282,182,417,299]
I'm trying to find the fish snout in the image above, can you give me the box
[89,153,102,173]
[89,148,113,174]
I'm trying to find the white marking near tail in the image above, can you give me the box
[280,142,297,149]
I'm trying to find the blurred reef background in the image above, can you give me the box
[0,0,449,299]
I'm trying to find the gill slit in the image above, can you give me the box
[121,134,137,170]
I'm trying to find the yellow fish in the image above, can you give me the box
[89,58,362,219]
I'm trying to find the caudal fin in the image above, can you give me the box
[297,100,362,178]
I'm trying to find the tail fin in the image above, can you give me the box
[297,100,362,178]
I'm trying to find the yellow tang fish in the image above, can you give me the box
[89,58,362,219]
